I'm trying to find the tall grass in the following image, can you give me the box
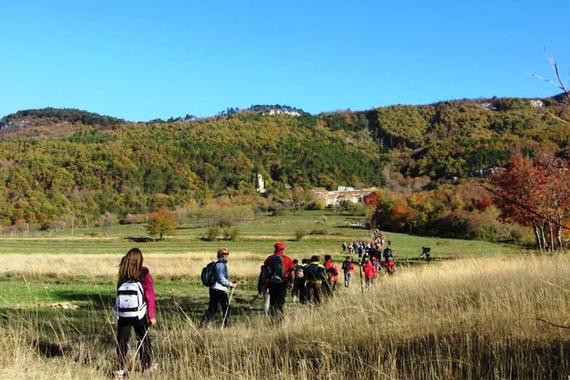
[1,254,569,379]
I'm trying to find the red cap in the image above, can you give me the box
[274,242,286,252]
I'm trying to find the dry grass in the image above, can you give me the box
[0,252,265,278]
[1,254,569,379]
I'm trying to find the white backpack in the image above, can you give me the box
[114,280,147,320]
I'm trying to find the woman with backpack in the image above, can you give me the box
[113,248,156,380]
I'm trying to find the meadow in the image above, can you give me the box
[2,210,562,380]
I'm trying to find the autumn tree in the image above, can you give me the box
[145,208,177,240]
[491,151,570,251]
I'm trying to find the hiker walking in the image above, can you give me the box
[341,256,354,287]
[363,258,376,289]
[292,259,306,303]
[263,242,294,322]
[113,248,156,380]
[304,255,329,304]
[323,254,339,294]
[202,248,237,328]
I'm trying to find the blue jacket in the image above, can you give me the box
[211,257,232,292]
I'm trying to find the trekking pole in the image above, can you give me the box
[359,263,364,295]
[221,286,235,330]
[250,292,261,303]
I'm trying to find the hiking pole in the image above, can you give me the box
[250,292,261,303]
[359,263,364,295]
[221,286,235,330]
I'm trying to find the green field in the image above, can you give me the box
[0,210,522,320]
[0,210,518,257]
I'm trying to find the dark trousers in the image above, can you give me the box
[306,283,322,304]
[293,280,306,303]
[268,282,288,321]
[203,288,230,327]
[117,317,152,370]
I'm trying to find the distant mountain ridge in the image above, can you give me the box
[0,108,125,138]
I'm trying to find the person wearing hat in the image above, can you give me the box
[262,241,294,321]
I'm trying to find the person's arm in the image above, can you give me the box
[141,270,156,324]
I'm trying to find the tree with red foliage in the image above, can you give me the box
[491,151,570,251]
[363,192,381,208]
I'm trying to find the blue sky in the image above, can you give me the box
[0,0,568,121]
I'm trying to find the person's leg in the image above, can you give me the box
[133,318,152,371]
[314,285,322,304]
[292,282,299,302]
[268,284,279,317]
[116,319,132,370]
[202,288,219,326]
[299,283,306,304]
[268,283,287,322]
[275,283,287,314]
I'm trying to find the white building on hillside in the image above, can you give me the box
[313,186,375,206]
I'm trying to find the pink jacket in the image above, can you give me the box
[140,267,156,320]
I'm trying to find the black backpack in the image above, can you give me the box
[265,255,285,284]
[201,261,218,287]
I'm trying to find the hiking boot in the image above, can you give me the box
[113,369,126,380]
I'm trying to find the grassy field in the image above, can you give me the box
[0,210,518,306]
[1,210,549,379]
[1,254,568,379]
[0,210,517,257]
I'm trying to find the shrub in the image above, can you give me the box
[145,208,177,240]
[225,226,240,241]
[295,229,307,241]
[203,226,220,241]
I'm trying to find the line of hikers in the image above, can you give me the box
[112,239,396,379]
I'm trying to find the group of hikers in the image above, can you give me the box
[112,232,396,379]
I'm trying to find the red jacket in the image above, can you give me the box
[264,252,295,284]
[324,259,339,282]
[140,267,156,320]
[363,262,376,280]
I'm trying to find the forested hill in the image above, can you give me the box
[321,94,570,179]
[0,95,568,227]
[0,108,125,138]
[0,113,382,227]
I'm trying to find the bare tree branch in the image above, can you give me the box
[536,318,570,329]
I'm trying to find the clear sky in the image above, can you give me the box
[0,0,568,121]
